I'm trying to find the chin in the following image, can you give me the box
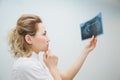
[42,48,48,52]
[41,45,49,52]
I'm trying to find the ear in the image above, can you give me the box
[25,34,32,44]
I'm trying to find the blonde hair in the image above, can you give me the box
[8,14,42,57]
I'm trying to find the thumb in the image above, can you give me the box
[45,49,52,55]
[43,52,48,60]
[43,49,51,59]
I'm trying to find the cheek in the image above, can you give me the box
[34,37,46,47]
[39,37,46,43]
[37,37,48,51]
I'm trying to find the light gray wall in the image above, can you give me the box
[0,0,120,80]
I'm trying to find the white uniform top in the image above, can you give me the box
[11,52,54,80]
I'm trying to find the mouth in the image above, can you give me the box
[47,43,49,47]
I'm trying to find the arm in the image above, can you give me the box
[49,66,62,80]
[60,36,97,80]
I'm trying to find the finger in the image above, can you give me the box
[94,37,97,44]
[45,49,51,54]
[44,49,53,58]
[43,52,47,59]
[45,50,48,54]
[89,35,94,43]
[92,35,95,38]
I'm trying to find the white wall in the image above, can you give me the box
[0,0,120,80]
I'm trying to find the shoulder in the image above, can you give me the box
[12,57,51,72]
[12,57,45,78]
[11,57,54,80]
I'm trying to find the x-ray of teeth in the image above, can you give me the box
[80,12,103,40]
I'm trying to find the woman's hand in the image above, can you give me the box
[84,36,97,53]
[43,49,58,69]
[43,50,62,80]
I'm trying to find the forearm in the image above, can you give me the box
[63,49,90,79]
[60,36,97,80]
[49,67,62,80]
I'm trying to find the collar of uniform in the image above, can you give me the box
[30,52,39,60]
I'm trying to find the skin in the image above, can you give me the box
[25,23,97,80]
[25,23,50,53]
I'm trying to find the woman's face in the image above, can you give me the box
[31,23,50,53]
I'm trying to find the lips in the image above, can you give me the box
[46,43,49,47]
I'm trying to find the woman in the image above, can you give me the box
[8,14,97,80]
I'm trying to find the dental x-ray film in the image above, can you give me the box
[80,12,103,40]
